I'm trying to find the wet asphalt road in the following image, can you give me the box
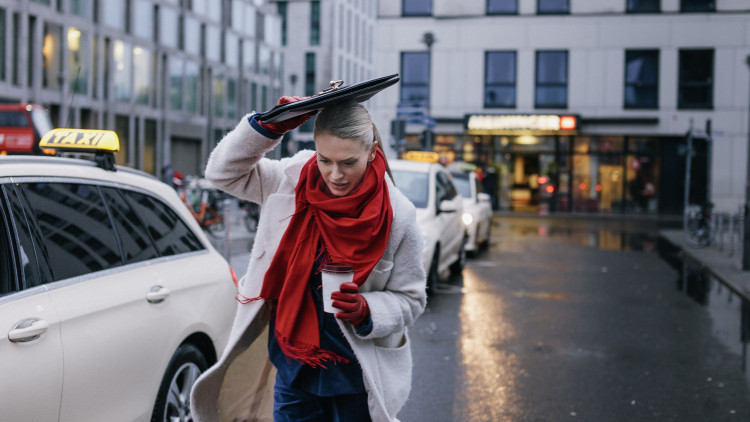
[400,216,750,422]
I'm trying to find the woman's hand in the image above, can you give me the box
[331,282,370,326]
[257,96,316,135]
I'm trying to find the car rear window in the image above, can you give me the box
[120,190,203,256]
[0,111,30,127]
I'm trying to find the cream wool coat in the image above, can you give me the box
[190,114,427,422]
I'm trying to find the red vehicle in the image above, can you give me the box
[0,103,55,155]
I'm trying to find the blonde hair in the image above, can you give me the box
[314,101,393,181]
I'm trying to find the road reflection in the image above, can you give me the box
[456,269,519,420]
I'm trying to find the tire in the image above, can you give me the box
[151,344,208,422]
[427,249,440,295]
[450,236,467,275]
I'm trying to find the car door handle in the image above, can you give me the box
[146,285,171,304]
[8,318,50,342]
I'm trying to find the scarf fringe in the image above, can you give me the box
[276,330,349,368]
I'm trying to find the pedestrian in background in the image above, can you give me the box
[190,97,427,422]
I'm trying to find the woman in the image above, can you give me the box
[190,97,427,422]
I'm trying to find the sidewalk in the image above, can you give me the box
[659,229,750,301]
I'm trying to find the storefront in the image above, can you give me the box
[439,114,709,216]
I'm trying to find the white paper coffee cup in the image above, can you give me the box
[321,263,354,314]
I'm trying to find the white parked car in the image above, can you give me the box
[390,159,466,293]
[0,129,237,421]
[450,170,493,256]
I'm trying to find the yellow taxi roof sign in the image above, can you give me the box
[39,129,119,153]
[402,151,439,163]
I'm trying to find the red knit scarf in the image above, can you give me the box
[258,149,392,367]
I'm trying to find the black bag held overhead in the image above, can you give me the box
[258,73,400,124]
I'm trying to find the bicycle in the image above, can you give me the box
[685,202,714,248]
[180,184,227,239]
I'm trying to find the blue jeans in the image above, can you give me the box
[273,375,372,422]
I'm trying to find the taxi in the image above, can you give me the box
[390,156,466,293]
[449,166,493,256]
[0,129,237,421]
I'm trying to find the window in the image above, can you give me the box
[100,188,159,264]
[403,0,431,16]
[681,0,715,12]
[132,0,153,40]
[627,0,660,12]
[71,0,91,19]
[21,183,122,282]
[535,50,568,108]
[0,8,5,81]
[624,50,659,109]
[133,46,151,105]
[305,52,316,96]
[112,40,132,103]
[0,189,15,295]
[678,49,713,109]
[102,0,126,31]
[485,51,516,108]
[121,191,203,256]
[487,0,518,14]
[185,60,200,114]
[537,0,569,14]
[212,75,225,117]
[310,1,320,46]
[278,1,287,46]
[5,181,46,287]
[159,6,179,48]
[68,27,88,95]
[435,172,458,208]
[168,56,183,110]
[42,22,63,90]
[400,52,430,105]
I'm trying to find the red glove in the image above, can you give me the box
[257,96,316,135]
[331,282,370,326]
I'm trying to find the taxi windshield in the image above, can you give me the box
[391,169,429,209]
[451,174,471,198]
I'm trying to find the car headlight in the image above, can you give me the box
[462,212,473,226]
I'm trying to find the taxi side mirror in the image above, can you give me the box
[438,199,458,213]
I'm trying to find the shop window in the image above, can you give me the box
[624,50,659,109]
[537,0,569,14]
[535,50,568,109]
[678,49,713,109]
[680,0,715,12]
[403,0,432,16]
[400,52,430,105]
[627,0,660,12]
[488,0,518,14]
[485,51,516,108]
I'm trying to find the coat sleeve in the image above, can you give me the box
[358,197,427,340]
[204,113,288,204]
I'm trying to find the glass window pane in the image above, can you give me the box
[0,9,4,81]
[5,185,47,288]
[159,7,179,48]
[43,22,63,90]
[185,61,200,113]
[627,0,660,12]
[205,25,221,62]
[681,0,715,12]
[227,76,237,119]
[113,40,132,102]
[403,0,432,16]
[225,33,239,67]
[488,0,518,14]
[213,75,225,117]
[624,50,658,108]
[132,0,153,40]
[305,52,316,96]
[243,39,256,72]
[169,56,183,110]
[121,191,203,256]
[71,0,91,19]
[536,51,567,83]
[310,1,321,46]
[538,0,569,13]
[400,52,429,103]
[21,183,122,281]
[678,49,713,109]
[184,17,201,56]
[133,46,151,105]
[486,51,515,84]
[102,0,126,30]
[100,188,159,264]
[67,27,88,95]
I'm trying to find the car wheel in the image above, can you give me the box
[450,236,467,275]
[427,249,440,295]
[468,227,480,258]
[480,221,491,250]
[151,344,208,422]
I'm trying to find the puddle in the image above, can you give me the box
[659,239,750,382]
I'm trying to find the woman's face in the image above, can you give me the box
[315,133,377,197]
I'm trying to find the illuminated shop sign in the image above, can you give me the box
[465,114,578,133]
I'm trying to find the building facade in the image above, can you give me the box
[0,0,284,177]
[374,0,750,215]
[272,0,376,151]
